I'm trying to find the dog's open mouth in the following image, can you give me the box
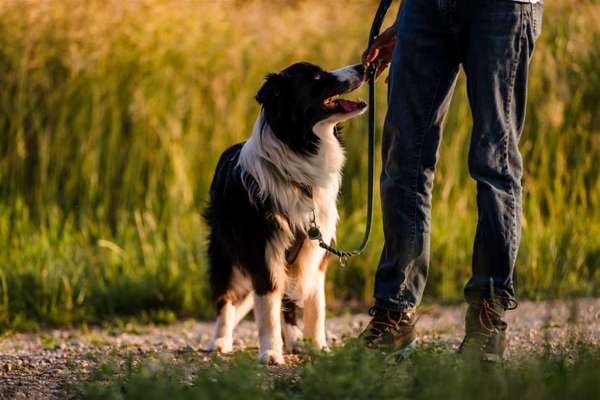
[323,95,367,114]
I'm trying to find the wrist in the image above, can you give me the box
[378,26,397,45]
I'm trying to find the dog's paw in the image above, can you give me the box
[208,337,233,354]
[314,340,330,352]
[283,324,304,353]
[258,350,285,365]
[302,336,329,352]
[320,344,331,353]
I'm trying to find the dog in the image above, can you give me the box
[204,62,366,364]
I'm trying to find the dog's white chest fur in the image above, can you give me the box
[238,112,344,300]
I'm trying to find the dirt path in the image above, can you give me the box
[1,298,599,399]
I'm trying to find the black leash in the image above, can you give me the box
[308,0,393,266]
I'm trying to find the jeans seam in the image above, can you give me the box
[394,68,446,304]
[504,6,525,267]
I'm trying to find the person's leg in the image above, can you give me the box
[463,1,542,308]
[374,0,460,312]
[460,1,543,361]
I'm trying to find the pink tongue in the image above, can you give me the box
[338,99,357,112]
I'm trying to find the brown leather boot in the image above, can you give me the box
[458,299,510,363]
[360,306,417,351]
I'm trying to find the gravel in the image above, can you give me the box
[1,298,599,399]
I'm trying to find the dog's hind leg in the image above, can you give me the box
[233,291,254,326]
[208,291,253,353]
[207,239,237,354]
[209,291,254,353]
[282,296,303,353]
[251,240,287,365]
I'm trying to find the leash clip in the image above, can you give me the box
[308,209,322,241]
[308,210,346,267]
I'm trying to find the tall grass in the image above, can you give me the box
[0,0,598,329]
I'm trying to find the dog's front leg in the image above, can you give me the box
[303,268,328,350]
[254,290,285,364]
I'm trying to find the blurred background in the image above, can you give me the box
[0,0,598,330]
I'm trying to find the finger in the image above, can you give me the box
[361,49,369,66]
[366,47,380,64]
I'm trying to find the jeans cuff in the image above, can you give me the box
[464,291,519,310]
[374,298,416,313]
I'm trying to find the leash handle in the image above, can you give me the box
[368,0,394,48]
[309,0,392,265]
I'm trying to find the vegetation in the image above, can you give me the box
[71,342,600,400]
[0,0,598,330]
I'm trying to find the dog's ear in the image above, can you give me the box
[256,73,284,105]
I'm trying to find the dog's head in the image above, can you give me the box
[255,62,367,155]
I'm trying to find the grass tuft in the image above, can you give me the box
[71,342,600,400]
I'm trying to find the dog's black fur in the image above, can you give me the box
[204,62,365,359]
[204,62,364,308]
[257,62,354,155]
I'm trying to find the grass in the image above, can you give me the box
[0,0,598,330]
[70,341,600,400]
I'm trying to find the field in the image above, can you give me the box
[0,0,599,331]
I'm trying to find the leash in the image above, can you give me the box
[308,0,393,266]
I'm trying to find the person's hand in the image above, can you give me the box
[361,25,397,83]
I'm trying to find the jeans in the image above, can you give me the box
[374,0,543,312]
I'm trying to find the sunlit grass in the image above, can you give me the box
[0,0,598,329]
[70,342,600,400]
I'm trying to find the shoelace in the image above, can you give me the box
[478,297,517,334]
[366,306,410,338]
[478,299,503,334]
[460,297,517,351]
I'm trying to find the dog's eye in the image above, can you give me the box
[314,74,321,80]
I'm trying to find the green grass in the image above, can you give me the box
[70,342,600,400]
[0,0,599,330]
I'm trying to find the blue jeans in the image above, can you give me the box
[374,0,543,311]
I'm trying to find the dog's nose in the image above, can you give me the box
[353,63,365,78]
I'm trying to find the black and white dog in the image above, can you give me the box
[204,62,366,364]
